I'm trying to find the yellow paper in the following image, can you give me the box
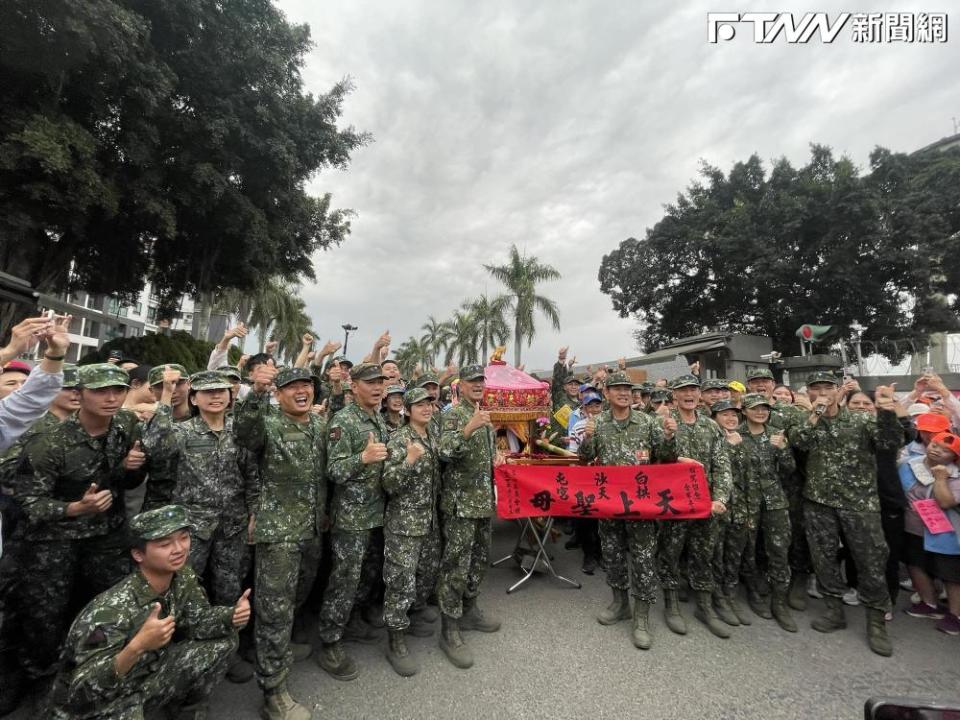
[553,404,572,428]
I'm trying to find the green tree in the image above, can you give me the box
[463,293,509,364]
[484,245,561,366]
[441,311,478,367]
[419,315,446,367]
[81,331,214,371]
[216,276,311,361]
[394,336,431,378]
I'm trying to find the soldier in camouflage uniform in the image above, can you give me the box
[16,363,145,684]
[234,365,325,720]
[699,379,732,414]
[47,505,248,720]
[215,365,243,409]
[578,371,677,650]
[411,371,444,437]
[382,385,405,432]
[657,374,733,639]
[141,363,191,511]
[647,388,672,415]
[436,364,500,669]
[718,395,797,632]
[789,371,903,656]
[550,347,580,440]
[380,388,442,676]
[318,362,390,682]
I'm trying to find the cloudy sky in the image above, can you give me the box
[276,0,956,371]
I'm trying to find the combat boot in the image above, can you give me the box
[439,614,473,669]
[788,573,808,611]
[694,591,731,639]
[170,701,209,720]
[410,603,439,623]
[663,589,688,635]
[631,601,652,650]
[459,597,501,633]
[290,642,312,662]
[407,610,435,638]
[361,603,385,629]
[317,641,359,681]
[226,652,254,683]
[771,589,798,633]
[727,591,752,626]
[343,609,379,644]
[866,608,893,657]
[811,596,847,633]
[261,684,311,720]
[386,629,419,677]
[596,587,631,626]
[712,591,740,627]
[746,584,772,619]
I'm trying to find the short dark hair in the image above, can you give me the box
[127,365,151,387]
[246,353,272,374]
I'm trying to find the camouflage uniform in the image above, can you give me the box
[47,506,238,719]
[141,364,191,511]
[436,381,496,619]
[789,397,903,612]
[769,399,812,577]
[234,368,326,692]
[550,361,578,440]
[16,364,141,680]
[382,403,441,631]
[657,386,733,594]
[319,366,390,644]
[140,373,255,606]
[577,398,677,603]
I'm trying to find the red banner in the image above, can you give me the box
[495,463,712,520]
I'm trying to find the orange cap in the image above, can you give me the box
[916,413,951,433]
[931,431,960,458]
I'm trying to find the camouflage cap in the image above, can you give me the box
[639,382,656,393]
[710,399,741,415]
[746,368,775,381]
[129,504,192,541]
[807,371,839,387]
[631,384,645,392]
[459,364,486,381]
[741,393,773,410]
[61,363,79,389]
[563,374,579,386]
[216,365,242,381]
[275,366,318,389]
[605,371,633,387]
[413,372,440,388]
[669,374,701,390]
[385,384,405,396]
[651,388,673,402]
[701,378,731,391]
[403,387,432,407]
[147,364,188,386]
[78,363,130,389]
[189,370,233,391]
[350,362,387,382]
[330,355,353,369]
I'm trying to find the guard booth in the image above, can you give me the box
[625,333,773,381]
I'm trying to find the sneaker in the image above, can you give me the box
[842,588,860,606]
[806,576,823,599]
[905,601,945,619]
[935,613,960,636]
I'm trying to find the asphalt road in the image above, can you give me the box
[16,519,960,719]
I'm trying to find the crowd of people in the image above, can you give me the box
[0,316,958,720]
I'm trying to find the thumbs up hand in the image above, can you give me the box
[464,404,492,436]
[232,589,252,628]
[405,438,425,465]
[361,432,388,464]
[133,603,176,653]
[124,440,146,471]
[69,483,114,517]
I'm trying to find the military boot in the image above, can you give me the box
[727,591,752,626]
[771,589,798,633]
[439,615,473,669]
[290,642,312,662]
[712,591,740,627]
[787,573,808,612]
[226,652,254,683]
[694,591,731,639]
[631,601,652,650]
[343,609,379,644]
[811,596,847,633]
[362,603,386,629]
[596,587,631,626]
[411,603,439,623]
[663,589,688,635]
[866,608,893,657]
[171,701,209,720]
[386,629,419,677]
[459,597,501,633]
[407,610,435,638]
[317,641,359,681]
[746,584,772,619]
[261,684,311,720]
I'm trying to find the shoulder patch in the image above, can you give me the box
[329,427,342,442]
[444,418,459,431]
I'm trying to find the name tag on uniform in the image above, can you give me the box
[281,431,307,443]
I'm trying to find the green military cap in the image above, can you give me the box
[129,504,192,541]
[710,399,741,415]
[669,374,700,390]
[563,374,579,385]
[746,368,775,381]
[350,362,388,382]
[275,366,318,389]
[741,393,773,410]
[189,370,233,391]
[412,372,440,388]
[403,387,432,406]
[459,364,486,381]
[651,388,672,402]
[639,382,656,393]
[807,371,839,387]
[78,363,130,389]
[147,364,188,386]
[385,384,405,396]
[330,355,353,369]
[701,378,731,391]
[216,365,242,381]
[631,383,644,392]
[61,363,79,389]
[605,371,633,387]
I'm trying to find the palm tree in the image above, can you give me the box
[394,336,431,377]
[463,293,509,364]
[484,245,561,366]
[216,277,311,361]
[442,310,479,367]
[420,315,446,366]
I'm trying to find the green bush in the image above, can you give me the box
[79,331,216,373]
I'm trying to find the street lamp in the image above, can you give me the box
[342,324,358,357]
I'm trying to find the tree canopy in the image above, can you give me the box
[0,0,368,320]
[598,144,960,360]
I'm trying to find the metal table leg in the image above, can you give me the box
[507,517,582,593]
